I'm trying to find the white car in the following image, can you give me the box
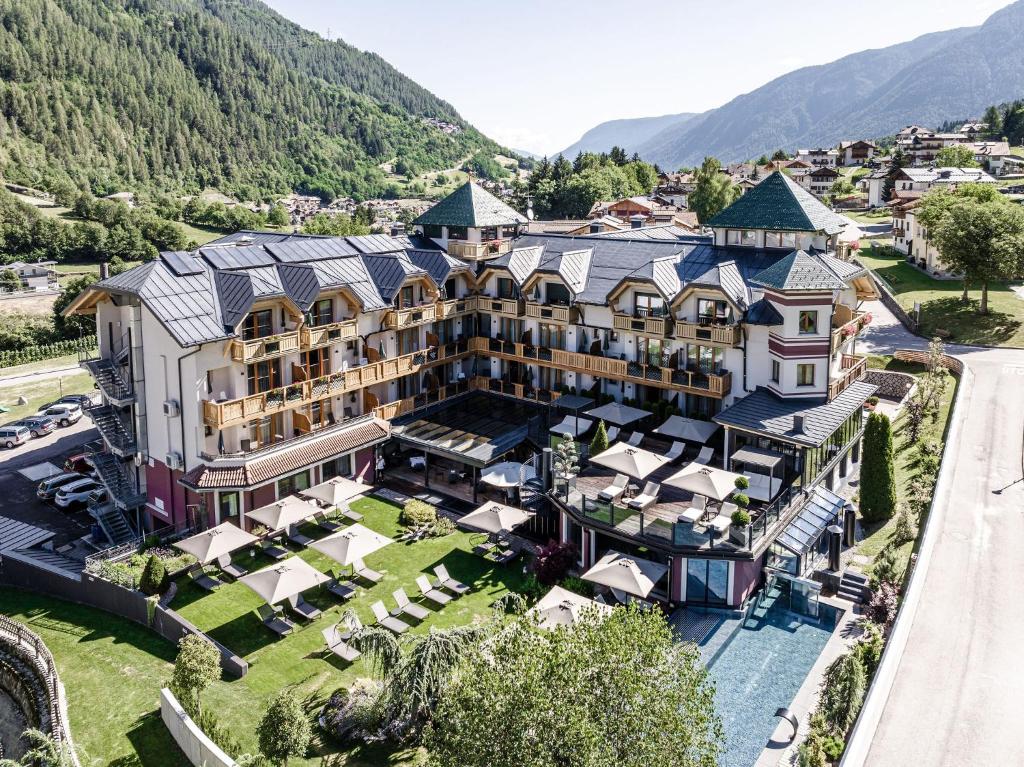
[37,403,83,427]
[54,477,104,509]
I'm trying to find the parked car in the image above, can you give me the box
[0,425,30,449]
[38,472,87,500]
[14,416,58,438]
[41,394,94,410]
[37,403,82,427]
[54,477,103,509]
[64,452,95,475]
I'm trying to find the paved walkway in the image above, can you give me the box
[846,300,1024,765]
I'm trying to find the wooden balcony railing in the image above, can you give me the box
[674,320,742,346]
[476,297,525,317]
[828,354,868,400]
[830,306,866,353]
[383,303,437,330]
[612,313,673,337]
[525,302,575,323]
[372,380,471,420]
[300,319,358,349]
[468,376,562,404]
[446,239,513,260]
[229,330,301,363]
[437,296,479,318]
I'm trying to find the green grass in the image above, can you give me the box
[175,221,231,246]
[859,245,1024,347]
[0,371,95,421]
[846,209,891,225]
[0,589,188,767]
[0,352,79,378]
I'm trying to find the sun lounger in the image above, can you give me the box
[415,574,452,606]
[188,564,223,592]
[313,510,344,533]
[353,558,382,583]
[216,554,247,580]
[663,441,686,462]
[287,523,314,548]
[392,588,430,621]
[257,604,295,637]
[493,548,519,565]
[597,473,628,502]
[261,538,289,560]
[326,574,357,600]
[679,505,705,523]
[606,425,620,442]
[371,600,409,634]
[434,564,470,595]
[337,503,363,523]
[707,504,735,533]
[626,432,644,447]
[627,481,660,510]
[694,446,714,464]
[287,593,322,621]
[322,624,360,663]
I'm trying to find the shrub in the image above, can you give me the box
[519,573,548,601]
[866,581,899,627]
[0,337,96,368]
[730,509,750,527]
[732,492,750,509]
[139,554,168,596]
[195,708,246,761]
[560,575,594,597]
[400,499,437,528]
[860,412,897,523]
[589,420,609,456]
[867,395,879,406]
[798,736,827,767]
[854,621,885,678]
[530,540,578,586]
[258,689,312,765]
[819,652,866,733]
[430,517,456,537]
[891,504,917,546]
[319,682,384,743]
[171,635,221,715]
[870,546,900,590]
[733,476,749,491]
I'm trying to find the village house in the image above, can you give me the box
[795,148,839,168]
[3,260,59,292]
[802,166,841,197]
[836,140,878,166]
[895,125,971,165]
[655,171,696,207]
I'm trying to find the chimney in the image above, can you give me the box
[630,214,645,229]
[792,415,804,434]
[390,222,405,237]
[589,220,603,234]
[99,262,110,279]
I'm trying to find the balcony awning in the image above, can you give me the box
[776,486,845,556]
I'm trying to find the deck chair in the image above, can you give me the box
[694,446,714,464]
[188,564,223,592]
[326,573,357,600]
[679,505,705,523]
[337,502,363,523]
[287,593,322,621]
[434,564,470,595]
[215,553,247,580]
[627,481,660,511]
[707,511,732,533]
[313,510,344,533]
[663,441,686,462]
[626,432,644,447]
[287,523,314,548]
[606,425,620,442]
[322,624,360,663]
[353,558,382,583]
[598,473,628,502]
[257,604,295,637]
[493,548,519,565]
[371,600,409,634]
[392,588,430,621]
[261,538,288,560]
[416,574,452,606]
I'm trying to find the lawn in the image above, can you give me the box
[0,371,95,421]
[0,352,79,378]
[175,221,232,246]
[858,245,1024,347]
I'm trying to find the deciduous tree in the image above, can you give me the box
[689,157,740,225]
[257,690,311,766]
[170,635,220,715]
[934,144,979,168]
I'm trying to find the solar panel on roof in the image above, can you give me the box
[160,251,205,277]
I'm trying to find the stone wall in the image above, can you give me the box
[864,370,915,401]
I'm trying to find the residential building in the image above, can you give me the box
[655,172,696,207]
[837,140,878,166]
[894,126,970,165]
[965,141,1014,176]
[3,260,59,291]
[860,168,889,209]
[958,121,988,138]
[889,167,996,195]
[803,166,841,197]
[795,148,839,168]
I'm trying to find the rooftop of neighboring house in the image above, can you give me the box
[837,140,878,150]
[897,167,997,184]
[796,148,839,156]
[965,141,1011,157]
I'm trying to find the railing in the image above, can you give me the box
[372,379,471,420]
[437,296,478,318]
[828,354,868,400]
[552,478,676,546]
[301,318,358,349]
[674,320,742,346]
[229,330,301,363]
[200,413,379,462]
[525,302,575,323]
[383,303,437,330]
[446,239,513,260]
[468,376,562,404]
[612,313,673,336]
[831,307,867,352]
[476,296,525,317]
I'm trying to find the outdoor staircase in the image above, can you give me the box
[82,358,133,405]
[89,502,136,545]
[837,570,869,603]
[87,405,136,456]
[90,452,146,510]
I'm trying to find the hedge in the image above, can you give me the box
[0,338,96,368]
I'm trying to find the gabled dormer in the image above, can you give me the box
[413,181,526,260]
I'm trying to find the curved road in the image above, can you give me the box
[852,301,1024,765]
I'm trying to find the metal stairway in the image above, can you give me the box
[81,358,133,405]
[87,405,136,456]
[90,452,146,510]
[89,502,136,545]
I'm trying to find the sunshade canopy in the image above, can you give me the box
[653,415,720,444]
[247,496,317,531]
[300,476,368,507]
[459,501,532,534]
[584,401,649,426]
[589,442,669,480]
[552,394,595,412]
[480,462,537,488]
[529,585,612,630]
[664,462,744,501]
[549,416,593,437]
[174,522,258,565]
[309,523,394,567]
[581,551,668,598]
[730,445,785,470]
[238,557,329,604]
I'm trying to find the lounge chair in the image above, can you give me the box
[257,604,295,637]
[261,538,289,560]
[627,481,660,510]
[434,564,470,595]
[695,446,714,464]
[313,510,344,533]
[216,553,247,580]
[353,558,382,583]
[326,574,357,600]
[597,473,628,502]
[707,511,732,533]
[606,426,620,442]
[287,593,322,621]
[415,574,452,606]
[287,523,314,547]
[391,588,430,621]
[679,494,709,523]
[188,564,223,592]
[337,503,363,523]
[626,432,644,447]
[493,548,519,565]
[371,600,409,634]
[472,539,496,557]
[322,624,360,663]
[663,441,686,462]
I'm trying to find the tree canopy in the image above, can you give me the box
[934,145,979,168]
[688,157,740,225]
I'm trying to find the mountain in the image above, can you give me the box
[572,1,1024,169]
[557,112,698,158]
[0,0,503,201]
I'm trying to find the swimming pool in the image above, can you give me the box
[677,596,841,767]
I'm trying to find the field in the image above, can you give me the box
[0,371,95,421]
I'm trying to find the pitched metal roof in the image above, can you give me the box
[707,171,849,235]
[713,381,877,447]
[413,181,527,228]
[750,251,845,292]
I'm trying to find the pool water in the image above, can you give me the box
[680,596,841,767]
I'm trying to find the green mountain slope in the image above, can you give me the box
[0,0,501,201]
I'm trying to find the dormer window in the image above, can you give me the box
[546,283,571,306]
[497,277,516,300]
[635,292,666,318]
[443,278,457,299]
[765,231,798,249]
[305,298,332,327]
[727,229,756,247]
[242,309,273,340]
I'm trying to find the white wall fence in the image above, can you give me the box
[160,687,239,767]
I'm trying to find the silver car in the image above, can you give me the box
[37,403,83,427]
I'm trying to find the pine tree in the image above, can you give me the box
[589,420,609,456]
[860,412,897,523]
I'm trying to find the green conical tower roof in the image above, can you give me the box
[414,181,527,228]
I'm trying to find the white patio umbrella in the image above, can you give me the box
[584,401,649,427]
[664,462,744,501]
[653,415,720,444]
[481,461,537,488]
[300,476,368,507]
[581,551,668,599]
[309,523,394,567]
[174,522,258,565]
[589,442,669,480]
[238,557,330,604]
[458,501,532,535]
[247,496,317,531]
[529,585,612,630]
[548,415,593,438]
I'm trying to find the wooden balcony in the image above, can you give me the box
[468,376,563,404]
[612,313,673,337]
[830,306,866,353]
[828,354,868,400]
[674,320,742,346]
[446,239,513,260]
[525,302,576,323]
[203,343,471,429]
[229,330,301,363]
[372,380,471,420]
[477,297,525,318]
[300,319,358,349]
[383,303,437,330]
[469,338,731,398]
[437,296,479,319]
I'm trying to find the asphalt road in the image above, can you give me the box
[856,302,1024,765]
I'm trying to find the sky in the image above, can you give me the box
[264,0,1012,156]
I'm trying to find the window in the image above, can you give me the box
[686,344,724,374]
[497,277,516,299]
[727,229,756,247]
[546,282,571,306]
[447,226,468,241]
[797,364,815,387]
[765,231,798,249]
[301,348,330,380]
[322,454,352,480]
[308,398,333,429]
[635,292,665,317]
[397,285,415,309]
[396,328,419,355]
[247,413,282,447]
[697,298,729,324]
[443,278,457,299]
[637,337,664,367]
[247,360,281,394]
[242,309,273,340]
[538,323,565,350]
[798,310,818,335]
[218,491,239,521]
[771,359,780,383]
[277,470,310,498]
[306,299,332,327]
